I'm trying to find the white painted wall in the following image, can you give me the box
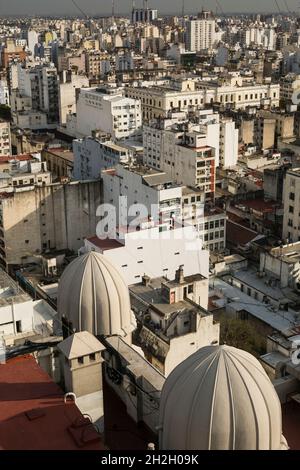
[76,88,142,139]
[84,225,209,285]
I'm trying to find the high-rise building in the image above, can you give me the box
[76,87,142,140]
[132,7,158,23]
[186,11,216,52]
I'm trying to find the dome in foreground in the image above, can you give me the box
[57,252,136,338]
[159,345,288,450]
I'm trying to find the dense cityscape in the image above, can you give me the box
[0,0,300,454]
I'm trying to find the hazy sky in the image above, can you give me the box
[0,0,299,16]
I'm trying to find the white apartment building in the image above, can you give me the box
[143,119,216,197]
[182,187,227,253]
[76,87,142,140]
[220,118,239,168]
[0,121,11,156]
[186,11,216,52]
[0,80,9,106]
[17,63,59,124]
[102,163,183,228]
[242,26,276,50]
[283,168,300,243]
[81,223,209,286]
[27,30,39,57]
[73,136,130,180]
[58,72,89,125]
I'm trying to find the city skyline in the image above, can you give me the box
[0,0,300,16]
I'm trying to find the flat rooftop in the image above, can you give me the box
[0,355,105,450]
[130,276,208,319]
[269,242,300,263]
[0,268,30,306]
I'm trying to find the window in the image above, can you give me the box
[289,206,294,214]
[290,192,295,201]
[188,284,194,294]
[16,320,22,333]
[89,353,96,362]
[78,357,84,365]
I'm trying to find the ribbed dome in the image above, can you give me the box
[159,345,288,450]
[57,252,136,338]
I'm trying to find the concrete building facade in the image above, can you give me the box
[76,87,142,139]
[0,180,102,267]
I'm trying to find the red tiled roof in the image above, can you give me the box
[227,220,259,247]
[0,355,106,450]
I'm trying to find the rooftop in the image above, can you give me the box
[226,220,262,247]
[86,236,123,251]
[210,277,300,333]
[0,268,30,306]
[44,147,74,162]
[130,275,209,320]
[0,355,105,450]
[269,242,300,263]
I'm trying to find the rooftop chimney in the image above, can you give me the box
[175,265,185,284]
[142,274,151,286]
